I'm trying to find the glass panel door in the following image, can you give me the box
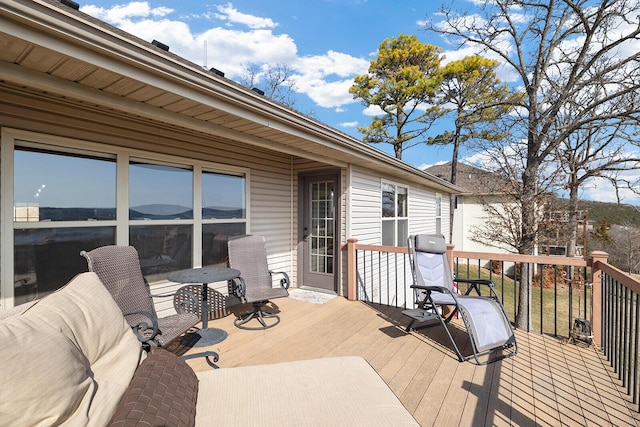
[310,181,334,274]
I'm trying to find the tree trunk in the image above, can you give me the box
[566,183,579,258]
[516,158,539,330]
[449,126,461,243]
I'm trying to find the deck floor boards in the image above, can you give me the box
[172,296,640,426]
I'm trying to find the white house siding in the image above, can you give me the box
[348,166,383,244]
[345,166,449,308]
[0,90,305,312]
[453,194,515,254]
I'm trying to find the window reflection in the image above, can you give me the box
[9,145,250,307]
[202,172,245,219]
[202,223,246,266]
[130,225,192,281]
[129,162,193,220]
[14,148,116,222]
[14,227,115,305]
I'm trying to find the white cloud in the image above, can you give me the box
[81,2,366,110]
[339,121,359,128]
[362,105,384,116]
[82,2,296,77]
[214,3,278,29]
[292,51,369,108]
[417,160,448,170]
[581,169,640,204]
[81,2,172,24]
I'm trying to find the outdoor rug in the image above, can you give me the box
[288,288,337,305]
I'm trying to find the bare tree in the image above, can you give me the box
[427,0,640,329]
[553,113,640,258]
[241,63,300,109]
[598,224,640,275]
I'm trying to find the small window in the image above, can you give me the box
[202,172,245,219]
[381,182,408,246]
[129,161,194,278]
[435,193,442,236]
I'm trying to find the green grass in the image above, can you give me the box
[454,264,590,337]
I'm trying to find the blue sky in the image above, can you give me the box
[80,1,457,168]
[78,1,640,205]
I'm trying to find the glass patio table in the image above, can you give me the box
[168,266,241,347]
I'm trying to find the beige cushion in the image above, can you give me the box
[0,272,142,426]
[195,356,419,426]
[0,320,92,426]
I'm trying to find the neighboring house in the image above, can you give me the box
[540,209,593,257]
[424,162,516,254]
[0,0,462,311]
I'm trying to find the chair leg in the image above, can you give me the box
[234,301,281,330]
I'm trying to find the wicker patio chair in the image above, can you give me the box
[227,235,290,330]
[403,234,517,364]
[81,245,199,348]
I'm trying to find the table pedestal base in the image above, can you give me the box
[181,327,228,347]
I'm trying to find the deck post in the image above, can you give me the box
[589,250,608,348]
[446,243,455,275]
[346,238,358,301]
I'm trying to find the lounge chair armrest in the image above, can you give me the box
[456,278,494,286]
[455,278,496,296]
[124,310,159,344]
[269,270,290,289]
[180,351,220,369]
[410,284,458,296]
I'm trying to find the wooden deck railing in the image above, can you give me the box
[598,260,640,410]
[344,240,625,346]
[344,239,640,410]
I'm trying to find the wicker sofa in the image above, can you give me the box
[0,272,419,426]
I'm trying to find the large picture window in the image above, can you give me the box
[5,134,248,305]
[13,147,117,304]
[382,182,408,246]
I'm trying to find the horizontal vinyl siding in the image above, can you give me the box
[349,166,382,244]
[1,94,300,315]
[408,186,435,236]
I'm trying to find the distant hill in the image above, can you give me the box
[38,205,243,221]
[551,199,640,227]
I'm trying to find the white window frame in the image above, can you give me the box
[435,193,442,236]
[1,128,250,308]
[381,180,409,247]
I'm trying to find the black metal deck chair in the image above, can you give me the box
[403,234,517,364]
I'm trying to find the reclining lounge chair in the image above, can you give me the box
[403,234,517,364]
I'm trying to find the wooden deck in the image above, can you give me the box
[174,295,640,426]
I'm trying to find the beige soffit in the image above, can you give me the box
[0,0,464,194]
